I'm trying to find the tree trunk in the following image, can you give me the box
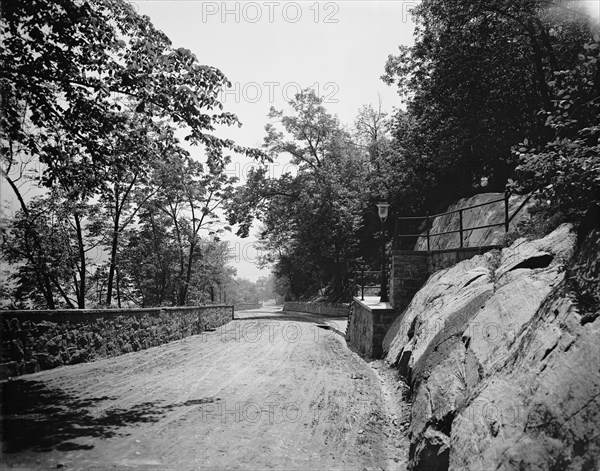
[74,213,86,308]
[39,267,56,309]
[116,264,122,308]
[172,216,186,305]
[527,21,552,111]
[106,184,121,305]
[6,175,56,308]
[106,226,119,305]
[180,241,199,306]
[149,214,166,305]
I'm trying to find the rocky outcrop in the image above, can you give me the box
[385,224,600,470]
[450,283,599,470]
[414,192,532,250]
[569,227,600,321]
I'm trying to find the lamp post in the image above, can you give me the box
[376,202,390,303]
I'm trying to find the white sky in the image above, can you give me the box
[130,0,417,280]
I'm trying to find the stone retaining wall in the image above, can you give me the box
[0,305,233,378]
[390,246,501,311]
[390,251,429,313]
[346,298,396,358]
[283,302,349,317]
[349,246,507,360]
[234,303,262,311]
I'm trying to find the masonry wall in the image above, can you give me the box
[390,246,502,310]
[346,298,397,358]
[283,302,349,317]
[390,251,430,312]
[346,300,373,357]
[234,303,262,311]
[0,305,233,378]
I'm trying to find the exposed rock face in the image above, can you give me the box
[386,224,600,470]
[450,286,600,470]
[414,192,532,250]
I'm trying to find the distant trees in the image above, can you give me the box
[0,0,261,309]
[227,90,369,302]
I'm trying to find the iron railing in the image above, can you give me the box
[353,269,382,301]
[393,191,533,251]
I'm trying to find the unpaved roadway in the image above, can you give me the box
[1,305,408,470]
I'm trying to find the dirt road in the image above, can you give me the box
[1,305,408,470]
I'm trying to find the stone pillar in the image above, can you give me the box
[346,297,396,358]
[390,250,430,312]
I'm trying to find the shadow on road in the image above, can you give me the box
[0,379,216,454]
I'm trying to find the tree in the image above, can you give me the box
[513,36,600,222]
[228,91,368,301]
[381,0,593,210]
[148,153,236,306]
[1,0,261,195]
[2,192,103,309]
[1,0,263,308]
[355,99,388,163]
[187,240,235,305]
[119,207,179,307]
[97,115,182,306]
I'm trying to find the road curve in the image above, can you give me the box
[1,305,408,470]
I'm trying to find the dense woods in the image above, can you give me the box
[1,0,598,307]
[0,0,264,308]
[229,0,599,301]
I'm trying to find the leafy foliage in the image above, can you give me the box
[513,37,600,221]
[382,0,595,213]
[0,0,261,308]
[228,91,369,302]
[0,0,261,194]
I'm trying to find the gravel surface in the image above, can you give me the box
[1,305,408,470]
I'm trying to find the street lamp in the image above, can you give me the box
[376,202,390,303]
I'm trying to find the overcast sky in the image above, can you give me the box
[129,1,417,280]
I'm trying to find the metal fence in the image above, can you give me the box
[353,269,382,300]
[393,192,533,251]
